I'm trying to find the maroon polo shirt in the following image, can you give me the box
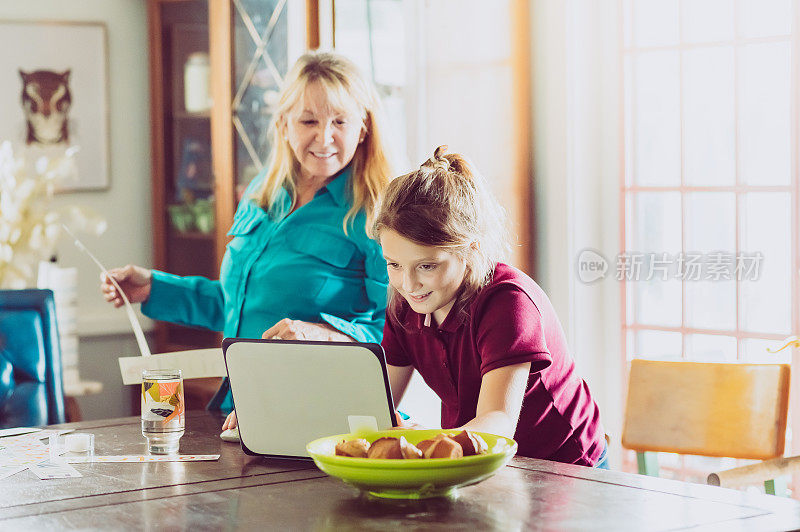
[382,263,605,465]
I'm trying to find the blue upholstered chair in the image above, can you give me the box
[0,289,66,428]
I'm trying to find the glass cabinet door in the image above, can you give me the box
[150,0,301,352]
[231,0,291,202]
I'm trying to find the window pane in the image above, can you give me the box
[685,193,736,251]
[634,192,682,252]
[635,278,683,327]
[740,193,791,334]
[633,192,682,326]
[681,0,734,43]
[334,0,408,168]
[632,0,679,47]
[739,42,791,186]
[635,330,682,360]
[635,278,682,326]
[367,1,406,87]
[738,0,792,38]
[742,338,791,364]
[683,47,735,186]
[686,334,737,361]
[333,1,371,73]
[685,278,736,330]
[684,193,736,330]
[634,51,681,186]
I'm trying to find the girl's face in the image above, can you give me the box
[380,228,468,326]
[283,82,365,183]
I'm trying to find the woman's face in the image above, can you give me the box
[380,228,467,326]
[284,82,365,182]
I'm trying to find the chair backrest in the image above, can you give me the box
[0,289,65,427]
[621,359,790,461]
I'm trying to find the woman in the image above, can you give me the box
[101,52,393,418]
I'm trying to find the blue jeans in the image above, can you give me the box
[594,444,609,469]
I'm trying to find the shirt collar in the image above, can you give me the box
[317,165,351,208]
[272,165,351,218]
[408,302,468,334]
[437,303,468,332]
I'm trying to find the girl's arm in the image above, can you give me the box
[459,361,531,438]
[387,364,414,409]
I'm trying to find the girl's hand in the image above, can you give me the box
[100,264,152,307]
[222,410,237,430]
[261,319,352,342]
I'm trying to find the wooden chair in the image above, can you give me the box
[621,359,792,495]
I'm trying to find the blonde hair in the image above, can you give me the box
[255,51,391,232]
[373,146,511,317]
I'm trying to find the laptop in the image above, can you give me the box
[222,338,397,459]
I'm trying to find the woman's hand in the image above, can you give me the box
[222,410,237,430]
[261,319,352,342]
[100,264,153,307]
[392,411,424,429]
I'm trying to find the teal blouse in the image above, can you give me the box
[141,167,389,411]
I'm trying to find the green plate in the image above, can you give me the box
[306,429,517,499]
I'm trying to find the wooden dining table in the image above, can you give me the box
[2,410,800,530]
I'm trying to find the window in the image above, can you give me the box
[331,0,412,167]
[621,0,798,482]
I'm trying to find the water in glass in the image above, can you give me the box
[141,369,185,454]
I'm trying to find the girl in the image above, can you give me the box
[375,146,606,466]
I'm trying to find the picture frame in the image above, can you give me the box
[0,20,110,192]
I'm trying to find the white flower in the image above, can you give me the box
[0,142,105,288]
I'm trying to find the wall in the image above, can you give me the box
[0,0,153,419]
[532,0,623,459]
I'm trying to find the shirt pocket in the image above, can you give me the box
[283,225,362,305]
[285,225,359,269]
[221,201,267,292]
[227,200,266,238]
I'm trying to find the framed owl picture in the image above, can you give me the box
[0,21,109,192]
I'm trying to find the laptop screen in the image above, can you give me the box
[223,338,396,459]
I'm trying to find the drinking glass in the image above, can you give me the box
[141,369,185,454]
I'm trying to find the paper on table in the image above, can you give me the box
[0,427,41,438]
[118,348,225,385]
[0,465,28,480]
[29,460,82,479]
[61,224,151,357]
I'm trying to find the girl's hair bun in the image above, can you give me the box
[424,145,450,172]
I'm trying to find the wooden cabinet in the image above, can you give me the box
[147,0,307,354]
[146,0,308,409]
